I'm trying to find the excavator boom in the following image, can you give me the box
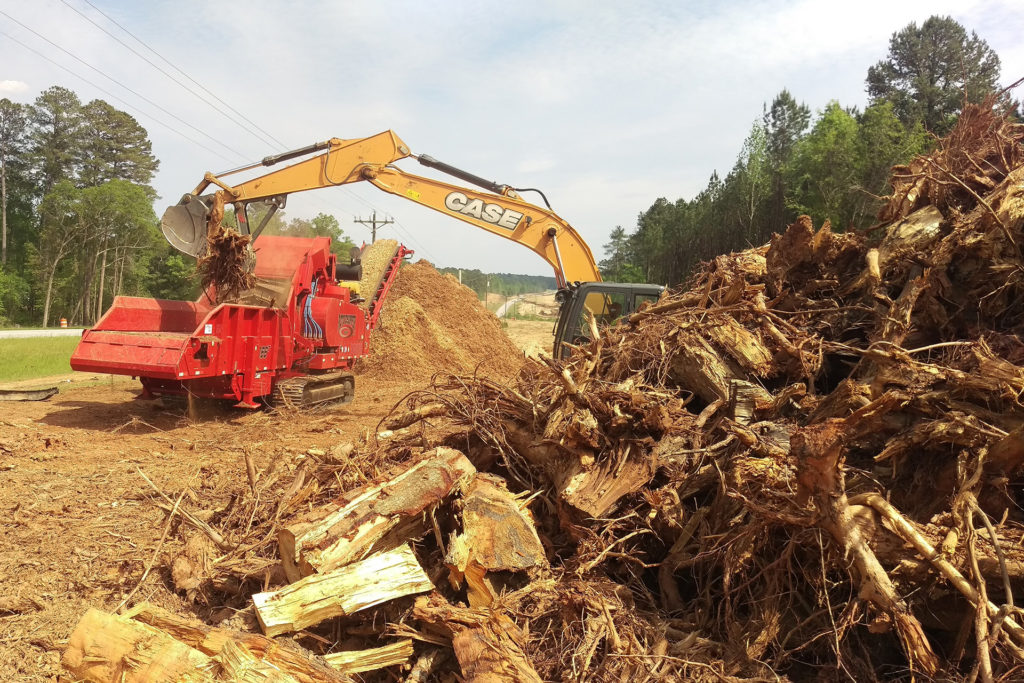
[161,130,600,286]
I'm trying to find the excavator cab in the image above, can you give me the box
[553,282,664,359]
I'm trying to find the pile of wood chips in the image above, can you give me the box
[65,101,1024,682]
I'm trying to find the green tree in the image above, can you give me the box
[77,180,159,323]
[763,90,811,235]
[28,86,82,195]
[788,102,862,229]
[866,16,1001,134]
[599,226,638,281]
[723,120,770,244]
[77,100,159,189]
[37,180,84,326]
[309,212,356,259]
[856,101,930,210]
[0,99,27,265]
[145,247,198,301]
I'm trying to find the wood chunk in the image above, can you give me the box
[446,474,547,606]
[324,640,414,674]
[453,627,542,683]
[126,604,350,683]
[413,596,541,682]
[217,640,299,682]
[448,474,547,573]
[669,332,771,406]
[62,608,216,683]
[706,316,774,375]
[279,447,475,580]
[253,544,433,637]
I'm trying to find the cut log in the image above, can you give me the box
[62,608,216,683]
[324,640,414,674]
[126,604,350,683]
[279,447,475,580]
[253,544,433,637]
[446,474,547,606]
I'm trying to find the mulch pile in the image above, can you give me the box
[64,100,1024,682]
[357,259,523,381]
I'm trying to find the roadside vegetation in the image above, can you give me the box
[0,336,78,382]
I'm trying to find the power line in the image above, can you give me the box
[0,29,237,164]
[390,216,440,263]
[59,0,285,149]
[353,211,394,243]
[0,10,248,160]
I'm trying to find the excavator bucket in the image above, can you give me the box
[161,197,211,258]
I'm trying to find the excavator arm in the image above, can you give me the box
[162,130,601,287]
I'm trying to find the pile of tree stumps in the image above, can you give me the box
[66,100,1024,681]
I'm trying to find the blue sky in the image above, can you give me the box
[2,0,1022,276]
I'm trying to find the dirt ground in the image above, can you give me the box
[0,374,424,682]
[502,319,555,358]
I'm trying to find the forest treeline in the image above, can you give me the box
[599,16,1021,285]
[0,87,356,327]
[436,268,556,299]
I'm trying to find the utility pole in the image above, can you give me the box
[353,211,394,243]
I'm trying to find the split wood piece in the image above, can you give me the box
[279,447,475,580]
[218,640,299,683]
[705,315,774,376]
[253,544,434,637]
[62,608,216,683]
[324,640,414,674]
[504,424,654,518]
[127,604,350,683]
[668,331,772,407]
[446,473,547,606]
[412,595,542,682]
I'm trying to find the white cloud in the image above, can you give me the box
[0,80,28,94]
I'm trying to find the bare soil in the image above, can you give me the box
[502,319,554,358]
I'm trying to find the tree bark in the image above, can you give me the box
[42,262,58,328]
[96,235,108,323]
[1,153,7,266]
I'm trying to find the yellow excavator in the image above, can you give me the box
[161,130,663,358]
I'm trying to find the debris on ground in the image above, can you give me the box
[66,100,1024,681]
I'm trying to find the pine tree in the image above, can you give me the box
[866,16,1001,134]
